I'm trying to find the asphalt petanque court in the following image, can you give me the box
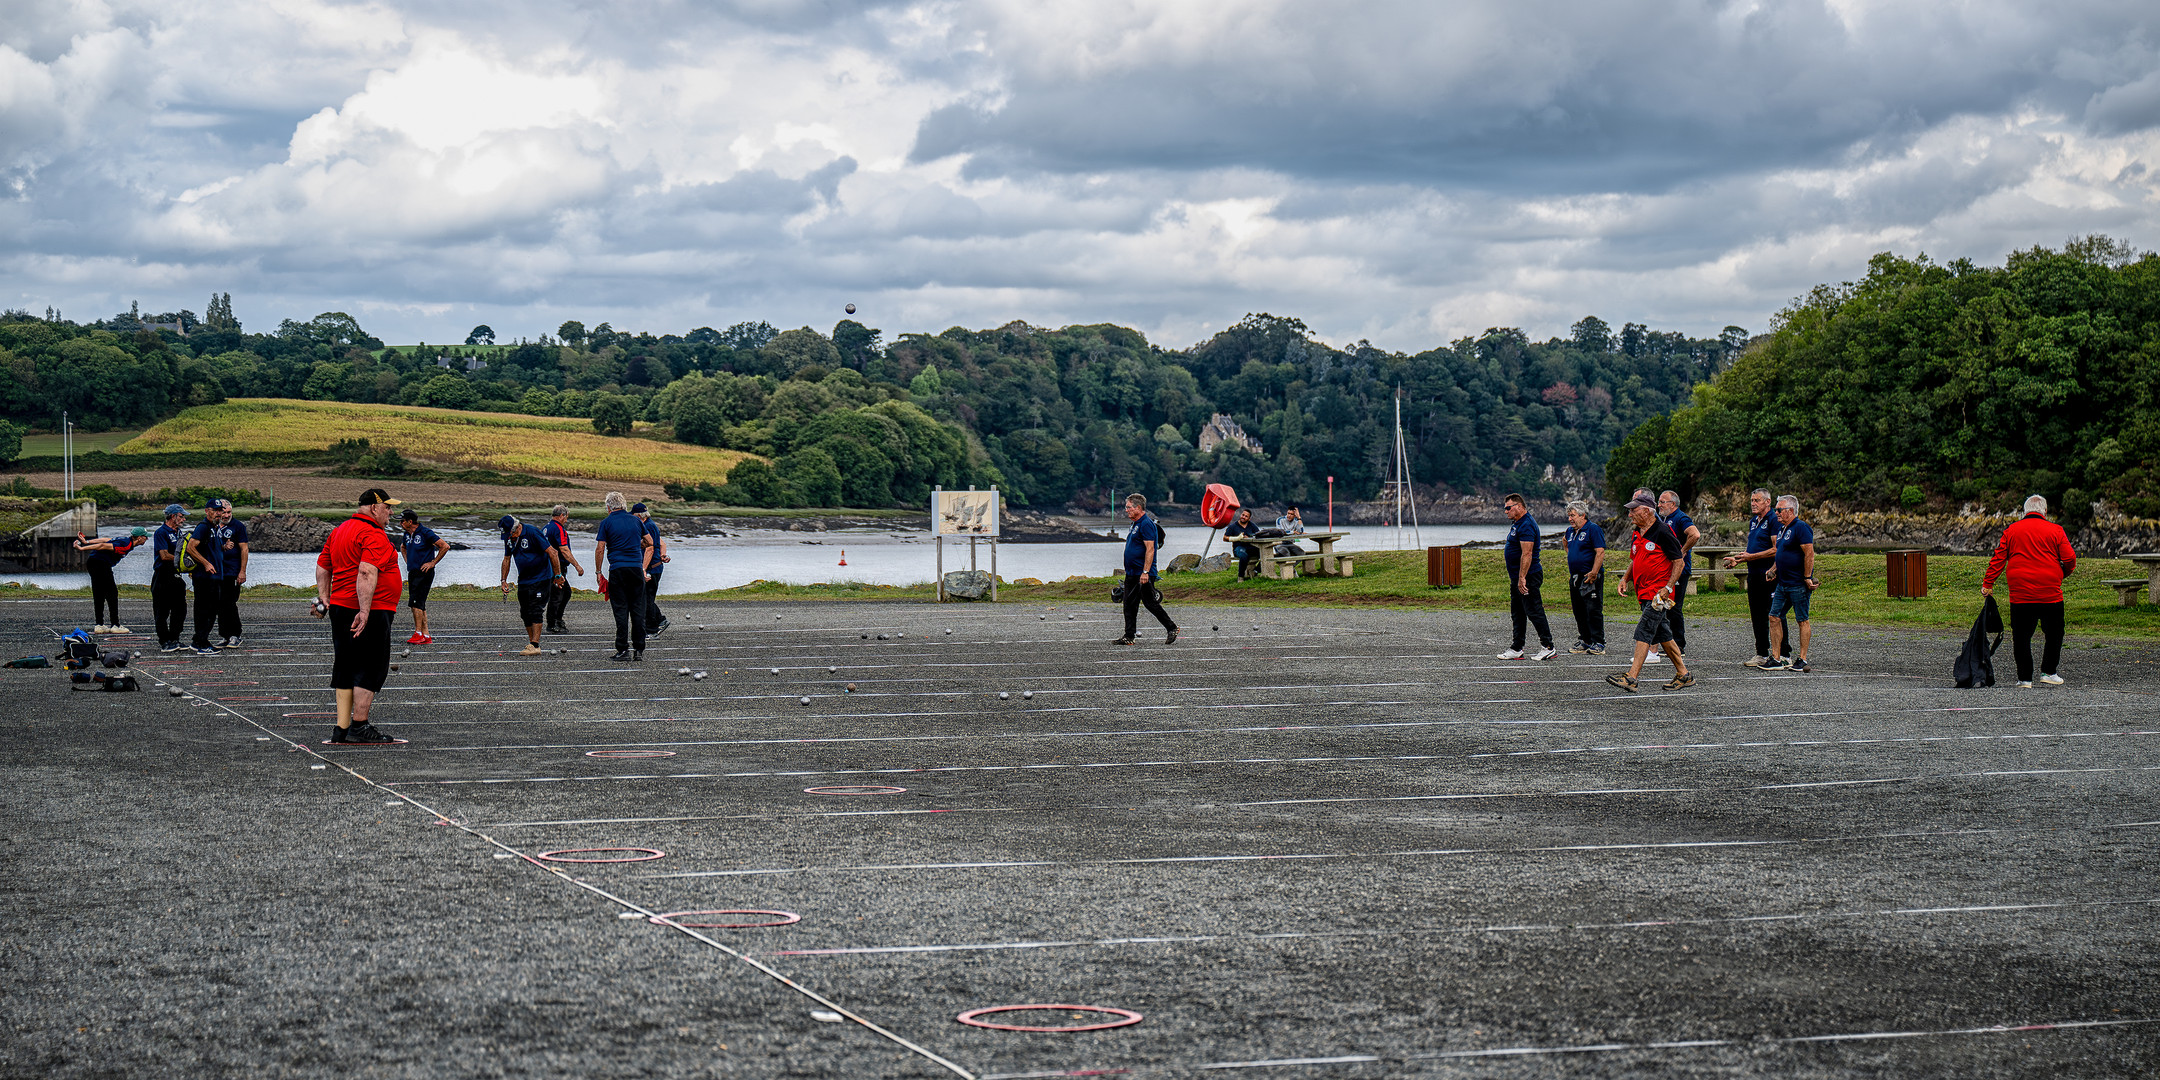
[5,598,2159,1077]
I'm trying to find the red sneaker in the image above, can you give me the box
[418,634,435,644]
[405,632,425,644]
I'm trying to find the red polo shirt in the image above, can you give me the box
[1983,512,2076,605]
[317,513,402,611]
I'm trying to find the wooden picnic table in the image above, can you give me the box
[2126,553,2160,606]
[1690,546,1737,592]
[1245,530,1354,579]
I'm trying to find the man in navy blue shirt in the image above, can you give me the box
[1657,490,1701,660]
[1498,493,1555,660]
[186,498,249,652]
[1113,494,1178,646]
[150,503,190,652]
[1562,501,1605,654]
[591,492,654,660]
[500,515,563,656]
[633,503,671,636]
[400,509,450,644]
[1721,488,1788,666]
[1763,495,1816,672]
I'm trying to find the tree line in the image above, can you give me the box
[1606,237,2160,525]
[0,297,1740,509]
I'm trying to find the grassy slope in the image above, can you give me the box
[114,400,758,486]
[40,549,2144,640]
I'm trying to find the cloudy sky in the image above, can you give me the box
[4,0,2158,352]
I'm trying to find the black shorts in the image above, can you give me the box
[517,580,550,625]
[408,569,435,609]
[1631,600,1675,646]
[329,606,394,692]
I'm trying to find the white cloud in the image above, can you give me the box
[0,0,2157,353]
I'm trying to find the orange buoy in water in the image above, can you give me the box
[838,550,847,566]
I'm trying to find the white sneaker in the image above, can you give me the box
[2017,680,2033,689]
[92,624,109,634]
[1645,651,1664,664]
[1743,655,1769,668]
[1531,646,1557,661]
[2038,673,2064,686]
[1496,648,1525,660]
[111,625,131,634]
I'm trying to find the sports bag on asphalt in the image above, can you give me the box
[1953,596,2003,688]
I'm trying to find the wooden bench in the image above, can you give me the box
[2103,579,2148,607]
[1257,551,1354,579]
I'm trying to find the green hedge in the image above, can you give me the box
[7,449,338,472]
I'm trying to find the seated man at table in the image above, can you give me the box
[1224,508,1262,580]
[1274,505,1307,556]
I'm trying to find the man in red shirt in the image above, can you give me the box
[315,488,404,743]
[1983,494,2078,688]
[1606,493,1693,692]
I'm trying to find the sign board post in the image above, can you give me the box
[932,487,1001,601]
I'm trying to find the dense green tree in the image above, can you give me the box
[1609,239,2160,516]
[589,393,637,436]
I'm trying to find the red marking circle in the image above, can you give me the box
[536,847,666,863]
[955,1005,1144,1032]
[586,749,678,759]
[219,695,290,702]
[648,909,800,928]
[803,785,908,796]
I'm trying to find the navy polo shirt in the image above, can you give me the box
[593,509,648,570]
[1663,509,1696,570]
[1504,513,1542,573]
[1564,521,1605,575]
[1123,513,1163,578]
[1774,518,1815,578]
[503,524,555,584]
[403,524,442,573]
[1745,511,1777,578]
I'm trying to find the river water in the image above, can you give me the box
[5,522,1509,593]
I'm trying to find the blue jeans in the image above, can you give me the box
[1769,581,1811,646]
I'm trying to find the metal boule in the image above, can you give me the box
[799,696,810,705]
[1022,690,1033,699]
[677,667,692,676]
[771,667,780,674]
[999,692,1009,700]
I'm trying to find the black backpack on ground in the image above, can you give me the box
[1953,596,2004,688]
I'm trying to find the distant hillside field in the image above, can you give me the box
[118,400,760,486]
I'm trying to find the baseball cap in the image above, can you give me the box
[498,514,518,533]
[162,503,186,517]
[1624,491,1657,510]
[203,498,228,510]
[630,502,648,514]
[357,488,401,507]
[399,508,418,521]
[130,527,149,539]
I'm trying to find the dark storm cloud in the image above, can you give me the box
[912,0,2160,193]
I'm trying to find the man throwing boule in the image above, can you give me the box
[500,514,563,656]
[1607,492,1692,692]
[316,489,402,743]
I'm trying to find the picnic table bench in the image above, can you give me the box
[2103,579,2149,606]
[1690,546,1738,592]
[1248,531,1354,579]
[2125,553,2160,606]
